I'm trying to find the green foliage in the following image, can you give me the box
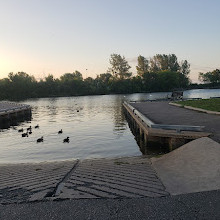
[95,73,113,94]
[138,54,190,89]
[176,99,220,112]
[136,55,149,77]
[199,69,220,84]
[180,60,190,76]
[149,54,180,72]
[6,72,37,99]
[0,53,192,100]
[142,71,185,92]
[108,54,132,79]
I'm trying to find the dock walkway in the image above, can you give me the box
[130,101,220,143]
[0,101,31,115]
[0,101,31,124]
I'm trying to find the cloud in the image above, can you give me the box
[190,63,218,72]
[127,57,138,63]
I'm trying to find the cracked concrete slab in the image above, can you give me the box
[0,156,169,204]
[151,137,220,195]
[55,156,169,200]
[0,160,77,204]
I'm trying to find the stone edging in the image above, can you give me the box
[169,102,220,115]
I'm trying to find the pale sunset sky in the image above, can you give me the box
[0,0,219,82]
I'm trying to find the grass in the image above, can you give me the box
[175,98,220,112]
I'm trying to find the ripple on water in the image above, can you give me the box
[1,89,219,163]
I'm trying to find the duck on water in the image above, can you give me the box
[63,137,69,143]
[37,136,43,143]
[22,132,28,137]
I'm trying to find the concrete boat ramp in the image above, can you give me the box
[0,157,169,204]
[0,137,220,219]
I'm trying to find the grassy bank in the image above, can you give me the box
[176,98,220,112]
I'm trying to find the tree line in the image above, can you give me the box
[0,53,218,100]
[199,69,220,85]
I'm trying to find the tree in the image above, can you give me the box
[167,54,180,72]
[73,70,83,81]
[84,77,96,94]
[0,78,11,99]
[136,55,149,77]
[142,72,158,91]
[149,54,180,72]
[199,69,220,84]
[59,71,84,95]
[60,71,83,82]
[157,71,180,91]
[95,73,113,94]
[41,74,60,97]
[108,54,132,79]
[7,72,36,99]
[180,60,190,76]
[149,56,160,72]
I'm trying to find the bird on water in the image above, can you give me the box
[27,126,32,131]
[22,132,28,137]
[35,124,39,129]
[18,128,23,132]
[58,129,63,134]
[63,137,69,143]
[37,136,43,143]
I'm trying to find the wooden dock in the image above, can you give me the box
[0,101,31,126]
[123,101,212,152]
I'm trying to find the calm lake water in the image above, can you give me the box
[0,89,219,164]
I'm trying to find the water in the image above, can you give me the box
[0,89,219,164]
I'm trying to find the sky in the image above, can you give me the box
[0,0,219,82]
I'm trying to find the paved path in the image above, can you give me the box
[130,101,220,142]
[1,190,220,219]
[0,101,30,113]
[0,157,168,204]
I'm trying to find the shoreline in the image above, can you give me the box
[0,137,219,219]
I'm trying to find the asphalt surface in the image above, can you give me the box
[130,101,220,142]
[0,190,220,220]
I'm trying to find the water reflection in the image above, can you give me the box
[112,96,127,136]
[0,95,140,163]
[125,112,169,156]
[0,89,219,163]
